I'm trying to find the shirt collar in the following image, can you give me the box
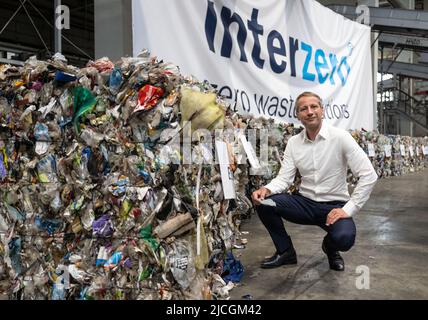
[302,121,330,142]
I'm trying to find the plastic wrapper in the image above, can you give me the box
[169,239,196,290]
[134,85,165,114]
[92,214,114,238]
[109,67,123,95]
[72,86,97,133]
[87,57,115,73]
[55,71,77,83]
[180,87,225,131]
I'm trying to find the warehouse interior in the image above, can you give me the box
[0,0,427,301]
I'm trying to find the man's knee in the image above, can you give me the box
[330,231,356,252]
[255,203,275,218]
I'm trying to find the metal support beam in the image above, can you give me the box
[379,33,428,52]
[385,108,428,132]
[378,78,395,90]
[0,57,24,66]
[379,59,428,79]
[387,0,408,8]
[54,0,62,53]
[327,5,428,36]
[358,0,380,132]
[380,47,385,133]
[94,0,133,61]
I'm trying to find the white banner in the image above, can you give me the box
[133,0,374,130]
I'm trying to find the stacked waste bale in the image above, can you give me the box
[347,130,427,179]
[0,53,255,300]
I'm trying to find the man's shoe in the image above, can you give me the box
[262,252,279,263]
[322,239,345,271]
[261,247,297,269]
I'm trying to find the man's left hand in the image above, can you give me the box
[326,208,350,226]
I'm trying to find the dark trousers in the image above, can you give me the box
[256,193,356,253]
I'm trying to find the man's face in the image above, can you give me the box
[296,96,324,130]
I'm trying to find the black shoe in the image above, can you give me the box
[322,239,345,271]
[262,252,279,263]
[261,247,297,269]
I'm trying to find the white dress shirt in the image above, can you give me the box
[264,122,378,216]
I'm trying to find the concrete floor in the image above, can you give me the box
[230,169,428,300]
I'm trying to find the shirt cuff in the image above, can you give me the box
[263,183,279,195]
[342,200,359,217]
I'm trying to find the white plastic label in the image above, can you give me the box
[400,144,406,156]
[384,144,392,157]
[215,140,236,199]
[239,135,261,169]
[367,143,375,157]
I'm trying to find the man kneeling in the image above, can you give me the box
[251,92,378,271]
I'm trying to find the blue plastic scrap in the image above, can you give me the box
[221,251,244,283]
[8,237,22,274]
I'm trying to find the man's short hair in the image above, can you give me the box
[296,92,323,112]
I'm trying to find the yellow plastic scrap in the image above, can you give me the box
[119,199,133,221]
[193,216,209,270]
[0,65,8,81]
[14,80,25,87]
[90,114,109,126]
[179,88,224,131]
[1,147,8,169]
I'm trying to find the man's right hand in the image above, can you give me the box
[251,187,272,206]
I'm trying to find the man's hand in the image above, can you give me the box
[251,187,272,206]
[326,208,350,226]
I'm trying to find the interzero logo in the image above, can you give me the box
[204,0,351,86]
